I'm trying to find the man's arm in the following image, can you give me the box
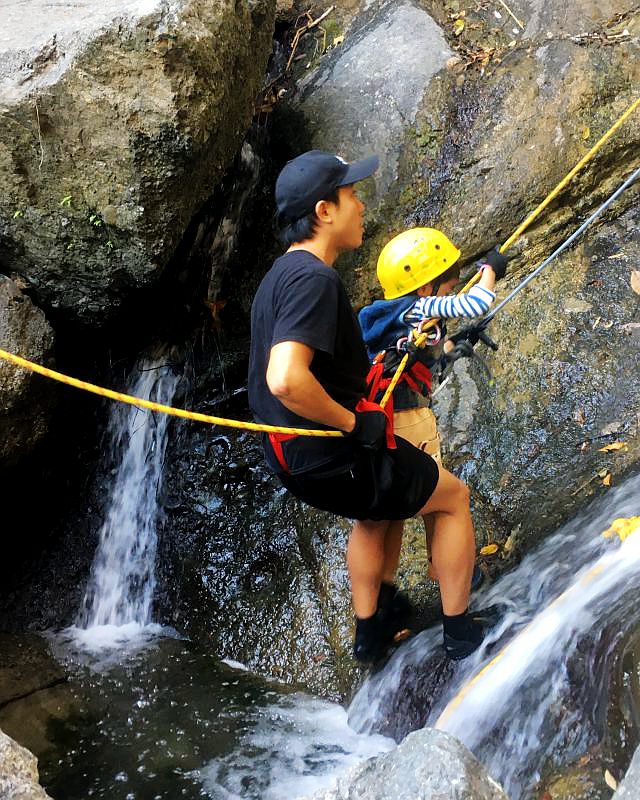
[266,341,356,433]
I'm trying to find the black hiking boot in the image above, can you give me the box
[377,581,414,628]
[353,612,395,664]
[442,605,503,661]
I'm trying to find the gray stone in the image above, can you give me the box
[0,275,56,469]
[0,0,275,323]
[0,728,52,800]
[305,728,508,800]
[613,745,640,799]
[292,0,452,202]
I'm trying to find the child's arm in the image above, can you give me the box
[404,282,496,322]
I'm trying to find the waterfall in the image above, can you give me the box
[76,347,182,631]
[348,473,640,798]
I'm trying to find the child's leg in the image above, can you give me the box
[393,406,442,579]
[416,466,475,615]
[346,519,391,618]
[382,519,404,584]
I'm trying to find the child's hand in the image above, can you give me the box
[480,248,508,280]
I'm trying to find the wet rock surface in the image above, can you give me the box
[0,275,57,469]
[156,388,359,699]
[434,202,640,556]
[0,0,275,323]
[305,727,508,799]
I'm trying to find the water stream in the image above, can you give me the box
[349,473,640,797]
[74,347,183,638]
[17,346,640,799]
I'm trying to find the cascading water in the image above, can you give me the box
[75,347,183,634]
[348,473,640,798]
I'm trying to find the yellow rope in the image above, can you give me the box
[435,517,640,730]
[1,96,637,432]
[0,348,342,437]
[379,94,640,409]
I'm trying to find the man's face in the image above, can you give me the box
[328,184,366,251]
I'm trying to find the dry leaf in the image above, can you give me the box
[580,441,589,452]
[598,441,627,452]
[631,270,640,295]
[574,409,586,426]
[480,543,499,556]
[332,34,344,46]
[603,517,640,542]
[602,473,612,487]
[592,316,601,329]
[604,769,618,791]
[453,18,465,35]
[503,534,514,553]
[582,126,590,140]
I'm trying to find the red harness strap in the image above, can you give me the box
[365,359,433,418]
[267,432,297,474]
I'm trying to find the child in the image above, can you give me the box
[358,227,507,594]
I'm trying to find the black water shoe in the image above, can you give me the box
[377,581,413,626]
[442,605,503,661]
[353,612,392,663]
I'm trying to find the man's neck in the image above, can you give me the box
[287,238,338,266]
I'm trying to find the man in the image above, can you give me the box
[249,150,489,662]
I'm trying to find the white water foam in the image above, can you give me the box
[196,693,394,800]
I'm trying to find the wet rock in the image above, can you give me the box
[0,0,276,323]
[434,203,640,554]
[305,727,508,799]
[155,418,359,699]
[0,275,56,469]
[0,728,52,800]
[0,634,66,709]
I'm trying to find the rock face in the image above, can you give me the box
[268,0,640,557]
[0,728,52,800]
[0,0,275,323]
[305,728,508,800]
[0,275,56,468]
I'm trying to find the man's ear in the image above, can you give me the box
[417,283,433,297]
[314,198,334,223]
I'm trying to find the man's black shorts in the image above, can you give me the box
[277,437,439,521]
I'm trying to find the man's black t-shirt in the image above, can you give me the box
[248,250,370,474]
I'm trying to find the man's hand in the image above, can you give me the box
[346,408,388,451]
[481,248,508,280]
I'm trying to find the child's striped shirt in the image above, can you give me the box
[403,285,496,323]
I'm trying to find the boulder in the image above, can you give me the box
[0,275,56,468]
[305,727,508,800]
[0,728,52,800]
[0,0,275,323]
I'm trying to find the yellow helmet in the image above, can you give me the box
[377,228,461,300]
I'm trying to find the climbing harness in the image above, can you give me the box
[435,517,640,729]
[0,96,638,435]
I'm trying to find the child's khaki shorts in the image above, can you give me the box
[393,406,442,464]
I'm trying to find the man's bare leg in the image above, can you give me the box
[423,514,437,580]
[346,519,390,618]
[417,466,475,616]
[381,519,404,584]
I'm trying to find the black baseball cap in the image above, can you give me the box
[275,150,379,223]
